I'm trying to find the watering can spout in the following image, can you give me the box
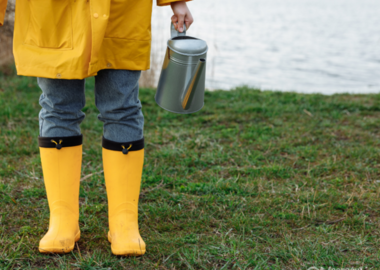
[181,58,206,110]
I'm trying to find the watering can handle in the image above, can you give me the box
[171,22,187,38]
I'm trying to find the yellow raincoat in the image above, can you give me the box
[0,0,189,79]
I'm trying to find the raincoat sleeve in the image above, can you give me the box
[0,0,7,26]
[157,0,191,7]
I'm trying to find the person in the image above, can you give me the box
[0,0,194,256]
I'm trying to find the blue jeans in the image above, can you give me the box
[38,69,144,142]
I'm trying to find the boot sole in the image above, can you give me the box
[108,231,146,256]
[39,231,81,254]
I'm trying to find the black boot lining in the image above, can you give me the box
[38,135,83,149]
[102,137,144,153]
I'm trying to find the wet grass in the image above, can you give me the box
[0,65,380,269]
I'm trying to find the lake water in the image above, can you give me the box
[151,0,380,94]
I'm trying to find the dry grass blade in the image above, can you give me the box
[140,180,165,196]
[80,170,104,182]
[303,109,313,117]
[325,217,346,225]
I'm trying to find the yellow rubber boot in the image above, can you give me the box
[38,135,82,254]
[102,137,146,256]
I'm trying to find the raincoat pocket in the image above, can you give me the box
[24,0,73,49]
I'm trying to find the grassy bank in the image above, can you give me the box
[0,66,380,269]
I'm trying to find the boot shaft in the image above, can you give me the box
[39,135,83,218]
[102,137,144,218]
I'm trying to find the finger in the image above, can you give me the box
[171,15,178,30]
[185,13,194,30]
[177,13,185,32]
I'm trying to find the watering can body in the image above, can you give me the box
[155,23,208,114]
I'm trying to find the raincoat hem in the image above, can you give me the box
[0,0,6,26]
[16,65,93,80]
[157,0,191,7]
[15,61,150,79]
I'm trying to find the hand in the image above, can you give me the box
[170,1,194,33]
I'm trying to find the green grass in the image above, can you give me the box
[1,65,380,269]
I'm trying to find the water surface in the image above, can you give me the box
[151,0,380,94]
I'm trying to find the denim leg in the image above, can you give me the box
[94,69,144,142]
[38,78,86,137]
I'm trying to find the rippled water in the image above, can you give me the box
[151,0,380,94]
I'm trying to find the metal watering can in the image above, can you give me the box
[155,23,208,114]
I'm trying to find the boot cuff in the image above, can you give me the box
[38,135,83,149]
[102,137,144,154]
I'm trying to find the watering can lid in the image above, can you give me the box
[168,37,208,56]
